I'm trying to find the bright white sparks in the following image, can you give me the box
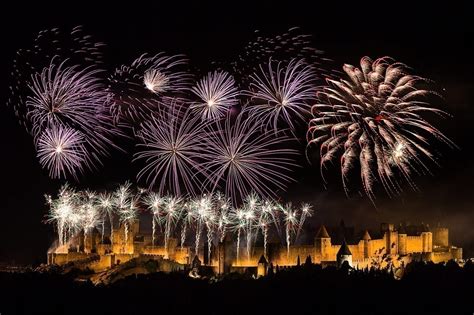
[190,71,239,120]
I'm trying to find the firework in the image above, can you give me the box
[97,192,115,243]
[134,102,209,196]
[26,60,120,177]
[187,194,214,257]
[258,199,279,258]
[78,191,102,249]
[108,53,192,124]
[246,58,317,135]
[279,203,298,257]
[46,184,79,246]
[143,192,165,246]
[202,113,298,205]
[296,203,313,241]
[162,196,184,255]
[229,27,330,88]
[46,183,317,264]
[307,56,454,202]
[8,26,105,130]
[113,182,138,245]
[214,192,231,242]
[37,125,87,179]
[190,70,239,120]
[229,207,246,263]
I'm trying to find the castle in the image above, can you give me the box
[47,220,463,276]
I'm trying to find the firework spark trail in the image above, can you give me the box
[187,195,213,257]
[258,199,279,258]
[143,192,164,246]
[162,196,183,256]
[230,27,330,88]
[134,101,210,196]
[26,60,120,172]
[296,203,313,241]
[190,70,239,120]
[8,26,106,130]
[307,56,455,202]
[46,183,317,263]
[108,53,192,124]
[79,190,102,250]
[279,203,299,258]
[37,125,87,179]
[202,113,299,206]
[113,182,138,247]
[229,207,246,263]
[242,193,260,260]
[246,58,317,135]
[97,192,114,243]
[215,192,231,242]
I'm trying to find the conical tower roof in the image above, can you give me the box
[362,230,371,240]
[337,239,352,256]
[258,255,268,265]
[316,225,330,238]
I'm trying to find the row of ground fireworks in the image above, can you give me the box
[8,26,454,205]
[47,182,312,261]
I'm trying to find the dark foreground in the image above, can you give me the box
[0,261,473,315]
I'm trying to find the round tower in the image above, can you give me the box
[257,255,268,277]
[398,224,407,255]
[315,225,331,261]
[421,224,433,253]
[362,230,371,259]
[433,226,449,248]
[337,239,352,268]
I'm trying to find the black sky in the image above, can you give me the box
[0,1,473,264]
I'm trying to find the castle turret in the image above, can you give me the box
[398,224,407,256]
[421,224,432,253]
[217,235,232,275]
[315,225,331,261]
[362,230,371,259]
[382,223,398,255]
[337,239,352,268]
[433,225,449,248]
[257,255,268,277]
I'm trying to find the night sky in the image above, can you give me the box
[0,1,472,264]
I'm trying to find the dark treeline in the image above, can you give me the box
[0,260,473,314]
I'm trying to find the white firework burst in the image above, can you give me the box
[134,102,209,196]
[203,114,298,205]
[108,52,192,124]
[37,125,87,179]
[26,60,120,176]
[308,56,455,202]
[246,58,317,134]
[190,71,239,120]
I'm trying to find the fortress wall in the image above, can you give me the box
[430,252,454,264]
[369,239,386,256]
[406,236,423,253]
[142,246,167,256]
[272,245,315,266]
[52,252,92,265]
[348,242,364,261]
[232,247,265,267]
[450,247,462,260]
[114,253,135,265]
[87,255,114,272]
[173,247,190,264]
[433,228,449,247]
[231,245,315,267]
